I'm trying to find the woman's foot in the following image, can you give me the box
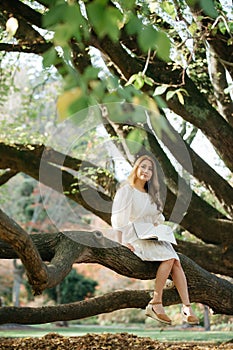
[145,301,172,325]
[182,304,199,325]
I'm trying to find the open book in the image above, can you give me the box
[133,222,177,245]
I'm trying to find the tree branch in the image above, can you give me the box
[0,0,42,28]
[160,116,233,217]
[0,43,52,54]
[0,234,232,324]
[0,209,48,293]
[0,272,232,325]
[188,3,233,78]
[90,33,233,172]
[0,169,18,186]
[177,239,233,277]
[207,46,233,126]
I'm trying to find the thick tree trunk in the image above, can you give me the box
[0,228,232,320]
[1,231,232,278]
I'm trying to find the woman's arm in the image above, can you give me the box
[116,230,135,251]
[111,184,133,233]
[111,184,135,251]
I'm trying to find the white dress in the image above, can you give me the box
[111,183,179,261]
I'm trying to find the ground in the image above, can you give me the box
[0,333,232,350]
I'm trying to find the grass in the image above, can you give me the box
[0,324,232,343]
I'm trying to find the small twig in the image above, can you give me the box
[142,48,151,76]
[211,15,233,38]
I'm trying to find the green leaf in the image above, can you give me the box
[133,75,145,90]
[87,1,122,41]
[117,0,135,11]
[138,26,171,61]
[228,22,233,34]
[218,22,227,35]
[54,23,74,46]
[200,0,218,18]
[103,93,121,104]
[153,31,171,61]
[154,85,168,96]
[107,7,123,41]
[138,25,158,52]
[125,15,142,35]
[149,113,174,140]
[166,90,176,101]
[43,4,68,29]
[188,22,198,36]
[131,109,147,123]
[125,74,138,86]
[83,66,100,81]
[161,2,176,19]
[69,96,89,119]
[106,76,120,90]
[126,72,152,90]
[107,103,129,123]
[154,95,167,109]
[42,47,57,68]
[176,91,184,105]
[178,88,189,96]
[64,4,89,41]
[166,88,188,104]
[144,76,154,86]
[87,1,106,38]
[186,0,198,5]
[126,128,146,154]
[41,0,56,6]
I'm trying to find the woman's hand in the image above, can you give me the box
[126,243,135,252]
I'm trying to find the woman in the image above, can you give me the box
[111,155,199,325]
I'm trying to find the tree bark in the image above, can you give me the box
[0,0,42,27]
[0,1,44,44]
[0,209,48,293]
[0,228,232,319]
[1,230,232,278]
[0,251,232,325]
[159,117,233,217]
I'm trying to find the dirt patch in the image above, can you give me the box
[0,332,232,350]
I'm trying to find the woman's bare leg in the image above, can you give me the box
[171,260,190,305]
[151,259,175,314]
[171,260,199,321]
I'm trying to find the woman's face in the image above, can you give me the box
[136,159,153,182]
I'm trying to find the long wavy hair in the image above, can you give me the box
[127,155,162,211]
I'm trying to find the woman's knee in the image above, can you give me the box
[174,259,181,267]
[164,258,176,267]
[172,259,184,272]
